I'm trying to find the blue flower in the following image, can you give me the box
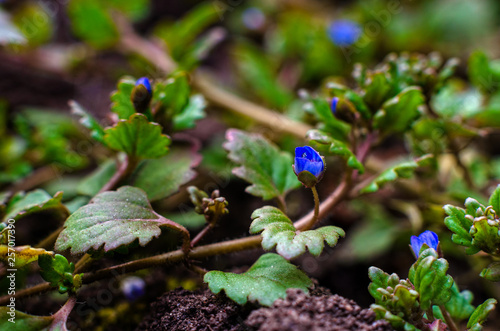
[294,146,325,187]
[242,7,266,31]
[330,97,339,114]
[327,20,361,47]
[410,230,439,258]
[135,77,152,94]
[121,276,146,301]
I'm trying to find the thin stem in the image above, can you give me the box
[74,254,93,274]
[276,196,287,214]
[300,186,320,231]
[190,224,214,248]
[448,138,474,189]
[439,305,459,331]
[98,155,138,194]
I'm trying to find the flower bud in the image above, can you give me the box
[131,77,152,114]
[293,146,325,188]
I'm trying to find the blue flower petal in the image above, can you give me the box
[136,77,152,94]
[294,146,325,180]
[327,20,361,47]
[331,97,339,114]
[410,230,439,258]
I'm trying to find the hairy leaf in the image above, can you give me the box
[2,190,68,222]
[104,114,171,159]
[480,261,500,282]
[224,129,300,201]
[373,87,424,134]
[408,248,454,310]
[360,155,433,194]
[443,204,475,251]
[250,206,344,259]
[204,253,312,306]
[307,129,364,172]
[55,186,172,254]
[77,147,200,201]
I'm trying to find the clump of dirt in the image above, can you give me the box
[137,287,394,331]
[246,288,393,331]
[136,287,253,331]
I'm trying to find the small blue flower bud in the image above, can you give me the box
[293,146,325,187]
[131,77,153,113]
[410,230,439,258]
[330,97,339,114]
[327,20,361,47]
[135,77,152,94]
[121,276,146,301]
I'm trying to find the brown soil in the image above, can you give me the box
[137,287,394,331]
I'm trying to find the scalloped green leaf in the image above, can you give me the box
[204,253,312,306]
[467,298,497,330]
[373,87,424,134]
[362,71,392,110]
[308,98,350,140]
[408,249,454,310]
[0,245,52,269]
[360,155,433,194]
[55,186,172,254]
[173,94,206,131]
[443,282,475,321]
[103,114,171,159]
[77,147,200,201]
[471,217,500,256]
[443,204,475,251]
[152,72,190,117]
[69,100,105,144]
[110,76,136,120]
[249,206,344,259]
[307,129,364,173]
[2,190,69,222]
[223,129,300,201]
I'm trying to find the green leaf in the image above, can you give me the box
[67,0,118,49]
[0,245,52,269]
[130,146,202,201]
[204,253,312,306]
[13,4,53,46]
[370,305,418,331]
[173,94,206,131]
[77,146,200,201]
[443,204,475,251]
[408,249,454,310]
[55,186,172,254]
[360,155,433,194]
[104,114,171,159]
[308,98,350,141]
[234,44,294,109]
[307,129,364,173]
[2,190,69,222]
[69,100,105,143]
[488,184,500,213]
[467,298,497,330]
[39,254,79,294]
[153,72,190,117]
[480,261,500,282]
[470,217,500,256]
[110,77,136,120]
[362,71,392,110]
[250,206,344,259]
[224,129,300,201]
[373,87,424,134]
[443,282,475,321]
[469,51,498,93]
[0,308,53,330]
